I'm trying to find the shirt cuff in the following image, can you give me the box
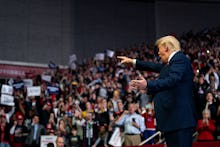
[132,59,136,68]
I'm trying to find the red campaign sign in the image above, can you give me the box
[0,64,49,79]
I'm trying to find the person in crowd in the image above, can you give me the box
[118,35,197,147]
[0,106,15,124]
[114,100,125,118]
[205,66,219,91]
[41,102,53,127]
[72,110,85,142]
[47,113,57,131]
[82,102,94,119]
[138,89,150,110]
[0,115,11,147]
[47,142,55,147]
[10,114,28,147]
[123,92,136,110]
[68,127,81,147]
[57,118,70,145]
[194,74,209,118]
[56,136,65,147]
[45,123,55,135]
[83,112,98,147]
[197,109,216,141]
[92,125,109,147]
[115,103,145,146]
[215,90,220,140]
[141,103,156,144]
[57,99,66,120]
[108,99,125,143]
[205,92,218,120]
[25,114,45,147]
[67,96,74,109]
[110,90,121,113]
[94,98,109,127]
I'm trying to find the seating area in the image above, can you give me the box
[0,27,219,146]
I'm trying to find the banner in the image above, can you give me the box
[47,86,59,95]
[0,94,14,106]
[23,79,33,87]
[0,64,48,79]
[1,84,13,95]
[40,135,57,147]
[108,127,122,147]
[42,75,52,82]
[94,53,105,60]
[106,49,115,58]
[27,86,41,97]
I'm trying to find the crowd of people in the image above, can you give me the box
[0,27,220,147]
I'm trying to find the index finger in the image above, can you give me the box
[117,56,126,59]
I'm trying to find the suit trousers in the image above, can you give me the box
[124,134,141,146]
[164,127,194,147]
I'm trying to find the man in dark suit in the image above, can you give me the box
[118,35,197,147]
[25,114,45,147]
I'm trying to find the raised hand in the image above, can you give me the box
[130,76,147,90]
[117,56,133,64]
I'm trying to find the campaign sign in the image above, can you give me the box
[23,79,33,87]
[0,94,14,106]
[47,86,59,95]
[94,53,105,60]
[108,127,122,147]
[13,81,24,90]
[40,135,57,147]
[106,49,115,58]
[42,75,52,82]
[69,54,77,63]
[27,86,41,97]
[1,84,13,95]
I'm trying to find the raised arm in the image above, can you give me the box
[117,56,163,73]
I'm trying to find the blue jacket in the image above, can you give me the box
[136,51,197,132]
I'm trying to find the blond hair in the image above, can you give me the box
[202,109,211,118]
[156,35,181,52]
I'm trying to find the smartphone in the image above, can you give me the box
[132,118,136,122]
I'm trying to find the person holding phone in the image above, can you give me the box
[115,103,145,146]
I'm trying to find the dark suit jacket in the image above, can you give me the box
[25,123,45,145]
[136,51,197,132]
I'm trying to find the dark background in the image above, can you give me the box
[0,0,220,64]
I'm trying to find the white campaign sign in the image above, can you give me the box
[27,86,41,97]
[23,79,33,87]
[40,135,57,147]
[41,75,52,82]
[94,53,105,60]
[108,127,122,147]
[69,54,77,63]
[106,49,115,58]
[0,94,14,106]
[1,84,13,95]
